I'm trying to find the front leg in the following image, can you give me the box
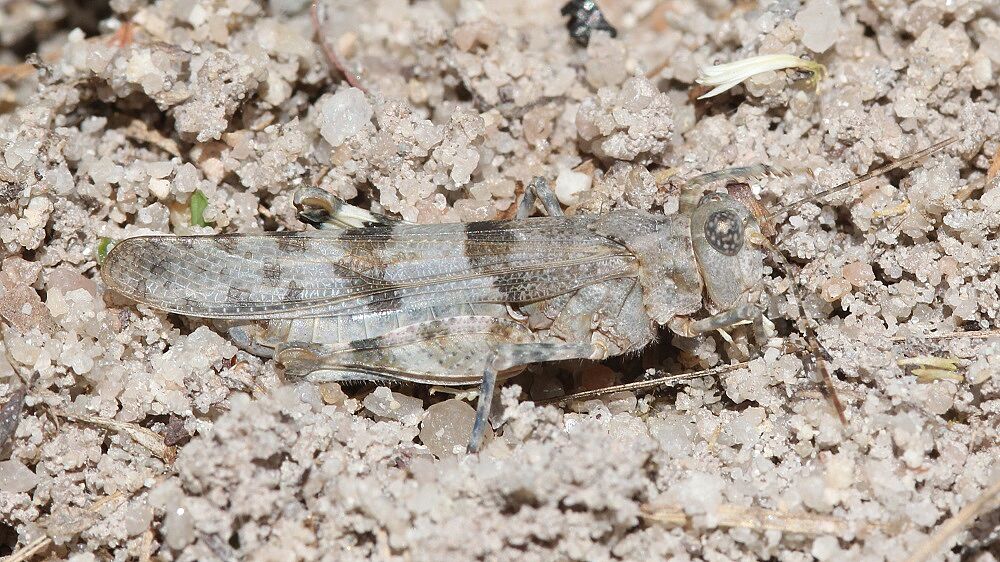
[683,164,793,190]
[667,302,765,338]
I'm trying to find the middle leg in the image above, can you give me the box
[517,176,564,218]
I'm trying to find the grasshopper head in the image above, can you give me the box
[689,192,766,310]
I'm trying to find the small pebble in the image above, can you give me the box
[162,506,194,550]
[124,502,154,536]
[842,262,876,287]
[674,473,724,515]
[605,391,637,414]
[554,169,592,206]
[419,399,491,456]
[1,271,56,333]
[811,535,841,561]
[0,459,39,493]
[46,265,97,297]
[319,383,348,405]
[796,0,842,53]
[820,276,852,302]
[148,178,171,200]
[317,88,373,147]
[363,387,425,426]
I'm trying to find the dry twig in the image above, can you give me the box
[642,502,868,536]
[122,119,181,157]
[138,528,155,562]
[57,412,176,463]
[0,63,36,81]
[904,477,1000,562]
[987,146,1000,184]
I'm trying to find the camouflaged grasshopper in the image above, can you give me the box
[101,139,953,453]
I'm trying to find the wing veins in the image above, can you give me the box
[248,253,637,310]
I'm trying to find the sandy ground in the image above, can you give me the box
[1,0,999,560]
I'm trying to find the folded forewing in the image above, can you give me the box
[101,216,640,319]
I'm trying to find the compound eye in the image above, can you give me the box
[704,209,744,256]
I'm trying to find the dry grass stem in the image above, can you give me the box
[310,1,367,92]
[641,503,865,536]
[903,477,1000,562]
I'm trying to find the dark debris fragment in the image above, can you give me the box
[561,0,617,47]
[0,382,30,451]
[163,415,191,447]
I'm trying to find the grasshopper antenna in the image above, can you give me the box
[2,339,40,451]
[539,361,752,405]
[748,232,849,425]
[755,137,956,424]
[766,137,957,220]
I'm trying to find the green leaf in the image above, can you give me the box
[97,237,114,264]
[190,190,209,227]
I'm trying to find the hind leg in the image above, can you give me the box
[293,187,402,229]
[468,341,598,453]
[266,316,598,453]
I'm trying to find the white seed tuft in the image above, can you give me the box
[696,54,826,99]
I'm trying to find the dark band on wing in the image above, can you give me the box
[464,220,518,302]
[337,224,406,312]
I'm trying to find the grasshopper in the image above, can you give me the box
[101,139,954,453]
